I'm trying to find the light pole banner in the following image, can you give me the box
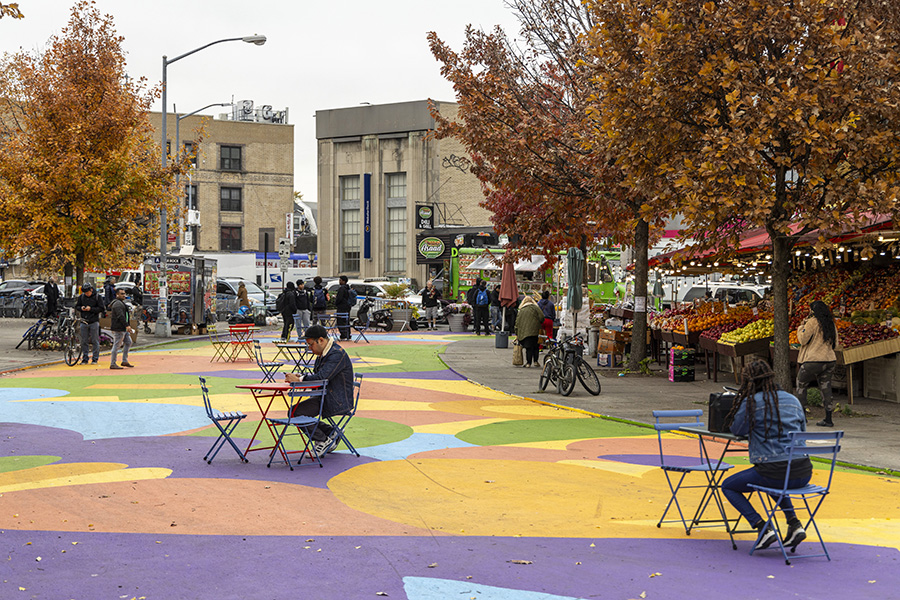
[363,173,372,260]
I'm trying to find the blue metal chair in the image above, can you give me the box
[252,341,282,383]
[333,312,350,341]
[265,380,329,470]
[352,307,371,344]
[749,430,844,564]
[199,376,248,464]
[652,409,734,533]
[324,373,364,456]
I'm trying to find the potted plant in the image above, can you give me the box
[447,303,471,332]
[383,282,413,329]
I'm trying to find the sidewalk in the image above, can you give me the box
[441,334,900,472]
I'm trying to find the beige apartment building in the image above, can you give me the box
[148,104,294,253]
[316,100,492,283]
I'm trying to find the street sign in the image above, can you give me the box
[270,273,282,284]
[279,257,289,271]
[278,237,291,258]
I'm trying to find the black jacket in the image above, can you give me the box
[279,289,297,314]
[334,283,351,311]
[421,287,441,308]
[44,281,61,304]
[295,288,310,311]
[109,298,130,331]
[77,292,104,324]
[303,342,355,417]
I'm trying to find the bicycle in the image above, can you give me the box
[539,337,577,396]
[57,310,82,366]
[16,314,57,350]
[539,334,602,396]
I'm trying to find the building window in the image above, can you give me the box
[184,184,198,210]
[220,187,242,212]
[220,145,242,171]
[386,206,406,273]
[183,141,197,167]
[341,209,360,273]
[386,172,406,199]
[340,175,360,202]
[221,226,241,251]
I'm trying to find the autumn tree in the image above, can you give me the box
[584,0,900,387]
[0,3,23,19]
[429,0,667,369]
[0,0,178,288]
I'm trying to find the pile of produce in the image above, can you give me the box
[700,318,756,342]
[840,323,899,348]
[719,319,774,345]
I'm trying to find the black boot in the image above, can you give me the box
[816,410,834,427]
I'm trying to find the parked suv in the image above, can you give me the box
[216,278,277,315]
[679,283,768,304]
[325,279,422,319]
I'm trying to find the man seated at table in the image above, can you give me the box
[284,324,355,455]
[721,359,811,552]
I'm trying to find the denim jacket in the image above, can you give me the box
[303,341,354,417]
[729,389,807,464]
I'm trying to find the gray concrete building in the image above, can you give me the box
[316,100,492,283]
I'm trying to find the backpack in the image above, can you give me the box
[348,288,358,307]
[313,287,327,309]
[275,292,286,312]
[476,288,489,306]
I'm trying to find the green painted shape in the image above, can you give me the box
[457,417,648,446]
[345,343,448,374]
[190,416,412,451]
[0,455,60,474]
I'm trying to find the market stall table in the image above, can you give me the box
[234,381,326,461]
[678,426,753,550]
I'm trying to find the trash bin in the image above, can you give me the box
[589,327,600,358]
[495,331,509,348]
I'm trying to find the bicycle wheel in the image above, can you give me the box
[575,357,601,396]
[557,362,576,396]
[539,361,554,391]
[64,330,80,366]
[16,323,38,349]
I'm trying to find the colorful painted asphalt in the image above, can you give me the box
[1,330,898,599]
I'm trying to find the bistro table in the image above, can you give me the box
[272,341,315,374]
[678,426,753,549]
[235,380,327,463]
[227,324,258,361]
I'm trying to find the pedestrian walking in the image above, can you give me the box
[472,279,492,336]
[277,281,298,341]
[43,276,61,317]
[295,279,312,332]
[108,287,135,369]
[334,275,352,341]
[515,295,543,367]
[76,283,103,364]
[310,276,329,324]
[537,290,556,341]
[796,300,839,426]
[421,280,442,330]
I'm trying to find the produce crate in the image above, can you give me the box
[660,330,675,343]
[610,307,634,320]
[672,331,700,346]
[698,336,719,352]
[837,336,900,365]
[670,348,695,366]
[597,353,622,368]
[717,336,774,358]
[599,339,626,354]
[669,365,695,382]
[600,328,630,343]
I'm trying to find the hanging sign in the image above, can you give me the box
[416,204,434,229]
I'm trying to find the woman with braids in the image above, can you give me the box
[721,360,811,552]
[796,300,839,427]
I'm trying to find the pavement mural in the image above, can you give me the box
[1,331,898,599]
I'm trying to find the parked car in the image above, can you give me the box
[678,283,768,304]
[325,279,422,319]
[216,278,277,314]
[0,279,38,298]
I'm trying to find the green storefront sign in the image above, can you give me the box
[418,237,445,260]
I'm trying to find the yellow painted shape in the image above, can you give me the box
[352,356,402,367]
[818,519,900,551]
[87,384,198,390]
[0,462,171,493]
[366,378,515,401]
[413,418,507,435]
[500,438,600,451]
[359,399,436,412]
[14,393,260,412]
[480,404,587,418]
[558,459,657,477]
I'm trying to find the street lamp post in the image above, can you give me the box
[156,35,265,337]
[173,102,232,251]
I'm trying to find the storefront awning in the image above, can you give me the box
[467,254,548,272]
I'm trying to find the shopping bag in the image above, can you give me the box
[512,340,524,366]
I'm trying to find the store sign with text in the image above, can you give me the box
[416,204,434,229]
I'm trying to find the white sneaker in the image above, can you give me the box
[754,525,778,551]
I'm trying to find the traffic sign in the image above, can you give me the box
[279,257,289,271]
[278,237,291,258]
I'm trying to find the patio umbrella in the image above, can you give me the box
[567,247,585,331]
[499,261,518,332]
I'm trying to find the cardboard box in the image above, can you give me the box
[599,328,630,342]
[599,339,625,354]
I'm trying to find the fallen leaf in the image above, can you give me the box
[589,543,595,547]
[767,575,775,579]
[376,593,388,597]
[575,562,582,565]
[509,560,533,565]
[869,580,876,584]
[306,539,315,542]
[427,563,438,568]
[466,576,472,579]
[649,572,661,578]
[640,593,646,599]
[35,557,41,562]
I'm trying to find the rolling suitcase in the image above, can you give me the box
[708,389,737,432]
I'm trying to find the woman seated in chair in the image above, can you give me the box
[722,359,811,551]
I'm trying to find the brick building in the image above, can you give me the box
[148,104,294,254]
[315,100,492,283]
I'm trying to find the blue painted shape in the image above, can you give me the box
[403,577,585,599]
[0,388,69,402]
[1,388,209,440]
[362,433,473,462]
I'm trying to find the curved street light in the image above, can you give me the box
[156,35,266,337]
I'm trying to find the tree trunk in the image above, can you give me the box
[63,262,74,298]
[75,249,85,290]
[769,231,794,390]
[628,217,649,372]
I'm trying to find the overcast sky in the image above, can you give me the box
[2,0,522,203]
